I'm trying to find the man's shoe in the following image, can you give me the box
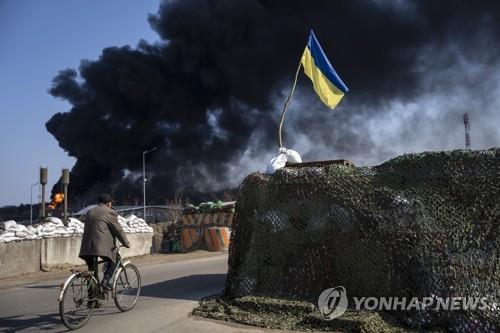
[101,279,113,291]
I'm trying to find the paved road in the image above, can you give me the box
[0,254,265,333]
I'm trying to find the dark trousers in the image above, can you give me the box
[84,256,116,281]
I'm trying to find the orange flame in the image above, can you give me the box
[48,193,65,210]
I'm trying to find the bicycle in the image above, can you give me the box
[58,243,141,330]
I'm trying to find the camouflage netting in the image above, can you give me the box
[194,296,446,332]
[219,149,500,332]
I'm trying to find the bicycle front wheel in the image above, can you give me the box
[59,272,98,330]
[113,263,141,311]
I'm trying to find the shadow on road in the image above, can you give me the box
[0,312,65,332]
[140,274,226,301]
[0,274,226,331]
[0,306,124,332]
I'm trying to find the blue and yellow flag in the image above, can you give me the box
[301,30,348,109]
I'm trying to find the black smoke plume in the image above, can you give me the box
[46,0,500,205]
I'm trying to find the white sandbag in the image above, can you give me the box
[285,148,302,163]
[47,217,63,225]
[16,224,27,233]
[0,231,15,238]
[41,222,55,228]
[74,222,83,229]
[2,236,23,243]
[42,227,56,233]
[15,231,28,238]
[68,218,83,227]
[265,147,303,174]
[266,149,288,174]
[114,214,153,233]
[1,220,18,231]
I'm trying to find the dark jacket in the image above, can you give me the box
[79,204,130,263]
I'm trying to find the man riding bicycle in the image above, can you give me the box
[79,193,130,291]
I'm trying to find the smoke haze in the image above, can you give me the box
[46,0,500,204]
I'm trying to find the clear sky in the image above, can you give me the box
[0,0,160,206]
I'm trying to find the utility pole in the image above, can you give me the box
[143,147,157,223]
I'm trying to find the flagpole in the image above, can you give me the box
[278,57,303,148]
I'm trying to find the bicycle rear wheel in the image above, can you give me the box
[113,263,141,311]
[59,272,98,330]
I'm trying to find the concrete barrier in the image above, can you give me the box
[119,233,154,258]
[41,236,85,269]
[0,233,153,279]
[0,239,42,279]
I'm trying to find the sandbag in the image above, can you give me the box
[265,147,302,174]
[1,220,18,231]
[46,217,63,225]
[1,236,23,243]
[285,148,302,163]
[266,151,287,174]
[42,227,56,233]
[15,231,28,238]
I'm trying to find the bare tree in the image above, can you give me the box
[164,191,184,222]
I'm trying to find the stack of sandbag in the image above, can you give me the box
[66,218,84,234]
[0,220,39,243]
[0,213,153,243]
[0,220,23,243]
[118,215,133,233]
[36,217,71,237]
[16,224,38,240]
[118,215,154,233]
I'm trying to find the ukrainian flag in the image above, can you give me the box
[301,30,348,109]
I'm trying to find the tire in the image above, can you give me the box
[59,272,98,330]
[113,263,141,311]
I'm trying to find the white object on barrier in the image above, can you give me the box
[266,148,288,174]
[285,148,302,164]
[265,147,302,174]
